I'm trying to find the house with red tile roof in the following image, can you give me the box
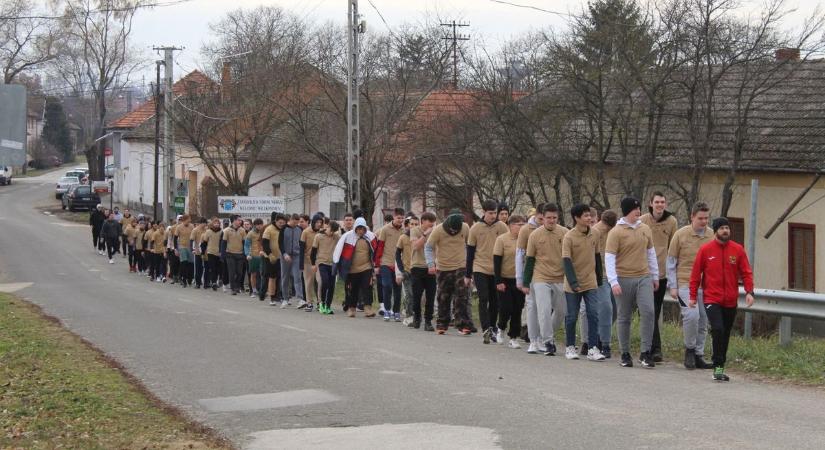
[105,70,217,216]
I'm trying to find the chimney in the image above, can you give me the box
[221,62,232,103]
[775,48,800,61]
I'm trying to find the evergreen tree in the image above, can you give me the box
[42,97,73,163]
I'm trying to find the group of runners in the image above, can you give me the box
[88,191,754,382]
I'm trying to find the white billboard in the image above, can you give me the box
[218,196,285,216]
[0,85,27,167]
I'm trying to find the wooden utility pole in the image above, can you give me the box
[440,20,469,89]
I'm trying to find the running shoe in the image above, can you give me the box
[640,352,656,369]
[482,327,492,344]
[424,322,435,332]
[394,313,401,322]
[527,343,539,354]
[587,347,606,361]
[496,329,505,345]
[305,304,314,312]
[296,300,308,309]
[280,300,288,309]
[378,305,386,316]
[713,367,730,381]
[543,342,556,356]
[580,343,589,356]
[269,299,278,306]
[458,328,472,336]
[620,352,634,368]
[565,346,579,360]
[508,339,521,349]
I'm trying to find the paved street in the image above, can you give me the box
[2,171,825,450]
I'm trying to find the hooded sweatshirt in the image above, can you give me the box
[333,217,377,279]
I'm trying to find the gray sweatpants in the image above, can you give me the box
[280,254,304,301]
[678,286,707,355]
[616,276,655,354]
[527,282,566,345]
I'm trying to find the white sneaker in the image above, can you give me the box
[280,300,288,309]
[109,259,114,264]
[296,300,308,309]
[222,285,227,293]
[537,343,548,353]
[496,329,505,345]
[565,346,580,360]
[527,343,539,354]
[508,339,521,349]
[587,347,606,361]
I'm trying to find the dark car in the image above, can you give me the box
[62,184,100,211]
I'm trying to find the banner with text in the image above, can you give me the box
[218,196,285,216]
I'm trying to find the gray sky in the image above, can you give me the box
[131,0,820,84]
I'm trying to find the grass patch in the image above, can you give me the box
[0,294,232,449]
[37,205,91,224]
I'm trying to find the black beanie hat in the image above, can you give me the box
[620,197,641,216]
[497,203,510,214]
[712,217,730,233]
[444,213,464,235]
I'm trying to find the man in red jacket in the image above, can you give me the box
[689,217,755,381]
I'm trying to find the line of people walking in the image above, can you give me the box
[88,192,754,382]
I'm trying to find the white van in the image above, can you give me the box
[0,166,11,185]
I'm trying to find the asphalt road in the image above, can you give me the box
[2,171,825,449]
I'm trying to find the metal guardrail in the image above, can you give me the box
[664,287,825,345]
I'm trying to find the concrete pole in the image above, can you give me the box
[346,0,361,212]
[163,48,174,223]
[745,179,758,339]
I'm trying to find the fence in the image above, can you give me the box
[664,287,825,346]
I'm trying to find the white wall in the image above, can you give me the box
[248,162,345,217]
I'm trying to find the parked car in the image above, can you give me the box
[55,176,80,199]
[62,184,100,211]
[0,165,11,185]
[65,170,86,181]
[105,163,115,178]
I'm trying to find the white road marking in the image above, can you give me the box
[246,423,502,450]
[50,222,88,228]
[280,324,307,333]
[88,269,100,272]
[220,309,240,315]
[0,282,33,293]
[177,297,194,304]
[199,389,340,413]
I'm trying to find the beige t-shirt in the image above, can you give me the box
[526,225,569,283]
[396,233,412,271]
[377,223,403,267]
[300,227,318,261]
[493,232,518,279]
[640,213,678,279]
[668,225,713,286]
[222,226,246,254]
[262,224,281,263]
[605,222,654,278]
[409,226,430,269]
[351,238,372,273]
[468,221,508,275]
[312,232,340,266]
[562,226,600,292]
[427,222,470,271]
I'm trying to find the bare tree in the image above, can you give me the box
[0,0,59,83]
[51,0,145,180]
[174,6,313,195]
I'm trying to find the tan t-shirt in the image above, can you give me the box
[605,222,654,278]
[517,222,539,251]
[592,221,612,278]
[313,232,340,266]
[396,233,412,271]
[202,229,222,256]
[175,223,195,247]
[124,224,135,245]
[192,227,205,252]
[468,221,509,275]
[409,226,430,269]
[351,238,372,273]
[493,232,518,279]
[377,223,403,267]
[562,225,600,292]
[640,213,678,279]
[526,224,568,283]
[427,222,470,272]
[668,225,713,286]
[248,229,263,256]
[134,229,145,250]
[152,229,166,254]
[300,227,318,261]
[262,224,281,263]
[222,226,246,254]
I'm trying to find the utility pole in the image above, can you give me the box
[745,179,759,339]
[152,45,183,223]
[347,1,365,212]
[153,60,162,221]
[440,20,469,89]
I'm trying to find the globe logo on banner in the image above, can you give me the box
[217,196,285,217]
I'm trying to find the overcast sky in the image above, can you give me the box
[129,0,819,85]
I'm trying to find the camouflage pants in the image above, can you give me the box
[436,268,473,330]
[400,271,414,317]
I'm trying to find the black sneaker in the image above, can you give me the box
[580,342,589,356]
[490,328,498,344]
[684,348,696,370]
[424,322,435,332]
[212,284,217,291]
[640,352,656,368]
[544,342,556,356]
[482,328,492,344]
[652,349,664,363]
[469,325,478,333]
[695,355,712,369]
[195,284,201,289]
[305,304,314,312]
[620,352,633,367]
[602,345,611,359]
[713,367,730,381]
[412,320,421,329]
[357,306,365,312]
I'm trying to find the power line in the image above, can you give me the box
[0,0,195,20]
